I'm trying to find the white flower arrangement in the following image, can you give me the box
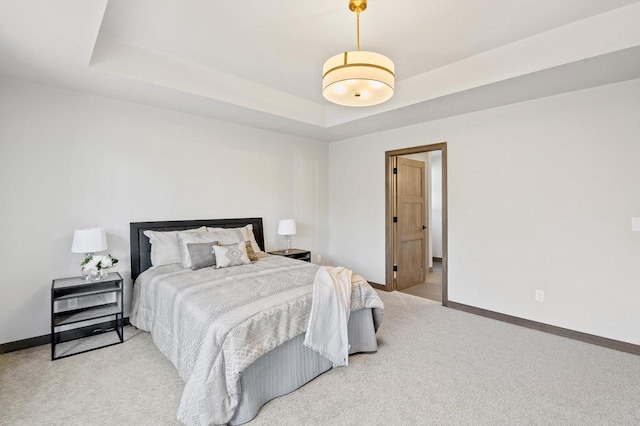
[81,254,118,271]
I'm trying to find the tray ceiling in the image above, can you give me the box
[2,0,640,140]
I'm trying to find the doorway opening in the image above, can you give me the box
[385,143,448,305]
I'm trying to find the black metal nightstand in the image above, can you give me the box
[268,249,311,262]
[51,272,124,360]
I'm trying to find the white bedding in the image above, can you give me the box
[130,255,384,425]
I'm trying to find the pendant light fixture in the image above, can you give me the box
[322,0,395,107]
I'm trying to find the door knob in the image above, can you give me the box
[422,225,427,230]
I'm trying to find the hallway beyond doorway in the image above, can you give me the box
[399,259,442,302]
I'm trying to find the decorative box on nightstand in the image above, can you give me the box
[268,249,311,262]
[50,272,124,360]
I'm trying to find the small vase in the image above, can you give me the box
[89,268,109,281]
[81,266,91,280]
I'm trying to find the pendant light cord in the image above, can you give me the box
[356,11,361,51]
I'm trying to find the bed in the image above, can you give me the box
[129,218,384,425]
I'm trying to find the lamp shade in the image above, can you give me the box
[322,51,395,107]
[71,228,108,253]
[277,219,297,236]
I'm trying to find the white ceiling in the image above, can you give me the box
[99,0,640,104]
[2,0,640,141]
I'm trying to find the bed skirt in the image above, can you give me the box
[230,308,378,424]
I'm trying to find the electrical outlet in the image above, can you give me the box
[317,254,322,263]
[535,290,544,303]
[633,217,640,232]
[68,298,78,309]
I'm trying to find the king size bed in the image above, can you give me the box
[129,218,384,425]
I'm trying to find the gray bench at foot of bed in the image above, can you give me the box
[230,308,378,425]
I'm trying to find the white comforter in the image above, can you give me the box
[130,255,384,426]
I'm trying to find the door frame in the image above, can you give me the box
[385,142,448,305]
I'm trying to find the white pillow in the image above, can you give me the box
[212,242,251,268]
[177,231,219,269]
[206,227,244,246]
[245,224,262,253]
[143,227,206,267]
[207,225,262,252]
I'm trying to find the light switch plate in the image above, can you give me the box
[633,218,640,232]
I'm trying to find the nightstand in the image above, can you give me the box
[51,272,124,360]
[268,249,311,262]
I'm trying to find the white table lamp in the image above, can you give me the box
[277,219,297,253]
[72,228,108,255]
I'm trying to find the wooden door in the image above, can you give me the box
[395,157,427,290]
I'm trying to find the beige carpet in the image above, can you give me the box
[2,291,640,425]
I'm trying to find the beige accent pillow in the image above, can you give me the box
[245,241,258,262]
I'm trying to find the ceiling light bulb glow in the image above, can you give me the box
[333,84,347,95]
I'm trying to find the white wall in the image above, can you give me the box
[329,79,640,345]
[0,78,328,345]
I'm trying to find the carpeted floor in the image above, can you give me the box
[1,291,639,425]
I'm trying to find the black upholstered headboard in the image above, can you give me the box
[129,218,264,281]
